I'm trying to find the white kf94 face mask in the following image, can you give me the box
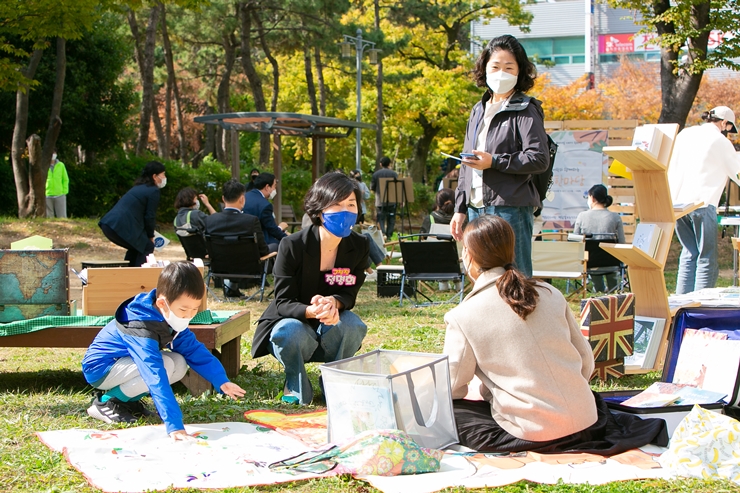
[486,70,518,95]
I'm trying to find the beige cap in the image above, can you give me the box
[710,106,737,133]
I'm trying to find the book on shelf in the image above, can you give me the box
[673,202,698,212]
[624,316,666,370]
[631,125,662,158]
[632,223,663,257]
[621,382,727,408]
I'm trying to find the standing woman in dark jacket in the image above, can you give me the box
[450,35,550,277]
[99,161,167,267]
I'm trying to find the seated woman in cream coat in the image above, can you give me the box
[444,215,666,453]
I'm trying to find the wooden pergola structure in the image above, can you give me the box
[194,112,376,222]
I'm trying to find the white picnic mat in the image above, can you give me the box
[37,422,330,492]
[38,421,677,493]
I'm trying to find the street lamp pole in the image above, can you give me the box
[342,29,377,172]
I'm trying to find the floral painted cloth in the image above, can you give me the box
[269,429,444,476]
[659,405,740,483]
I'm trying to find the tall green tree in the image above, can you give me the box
[609,0,740,127]
[3,0,101,217]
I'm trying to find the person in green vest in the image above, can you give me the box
[46,150,69,218]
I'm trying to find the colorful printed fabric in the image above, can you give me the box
[244,409,329,448]
[269,429,444,477]
[659,405,740,483]
[580,293,634,362]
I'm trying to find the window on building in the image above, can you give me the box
[599,52,661,63]
[520,36,585,65]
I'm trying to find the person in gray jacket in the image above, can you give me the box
[573,184,625,292]
[450,34,550,277]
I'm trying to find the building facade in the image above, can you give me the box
[471,0,737,86]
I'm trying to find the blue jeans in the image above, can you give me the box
[376,204,397,239]
[468,205,534,277]
[675,205,718,295]
[269,311,367,404]
[363,232,386,268]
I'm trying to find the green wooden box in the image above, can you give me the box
[0,249,70,322]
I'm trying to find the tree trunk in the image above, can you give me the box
[203,103,216,161]
[164,77,172,158]
[152,96,167,157]
[304,44,318,115]
[374,0,384,165]
[11,49,43,218]
[130,7,160,156]
[217,33,236,165]
[253,8,279,112]
[159,2,187,163]
[23,135,43,217]
[314,45,327,175]
[239,1,270,166]
[653,0,710,128]
[410,114,440,183]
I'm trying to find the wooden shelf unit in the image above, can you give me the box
[602,123,681,373]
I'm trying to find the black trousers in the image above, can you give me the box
[99,223,154,267]
[453,392,668,455]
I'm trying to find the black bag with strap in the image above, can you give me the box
[532,135,558,217]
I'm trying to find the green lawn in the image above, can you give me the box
[1,218,740,492]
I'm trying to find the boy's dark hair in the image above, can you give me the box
[473,34,537,94]
[304,172,360,226]
[222,179,246,203]
[134,161,166,186]
[156,261,205,302]
[254,173,276,191]
[379,156,391,168]
[174,187,197,209]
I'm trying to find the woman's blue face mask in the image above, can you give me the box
[321,210,357,238]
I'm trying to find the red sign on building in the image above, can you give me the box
[599,34,635,54]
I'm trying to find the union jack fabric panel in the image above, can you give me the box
[580,293,635,362]
[591,358,625,381]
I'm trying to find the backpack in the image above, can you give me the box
[532,134,558,217]
[173,210,199,237]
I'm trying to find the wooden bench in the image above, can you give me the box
[0,310,250,396]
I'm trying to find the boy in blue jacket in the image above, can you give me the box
[82,261,245,439]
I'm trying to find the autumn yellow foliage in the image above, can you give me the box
[532,73,605,121]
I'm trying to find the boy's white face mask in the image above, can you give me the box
[161,298,192,333]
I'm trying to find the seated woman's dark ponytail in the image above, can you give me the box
[464,216,539,319]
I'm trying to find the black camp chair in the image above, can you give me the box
[585,233,628,293]
[204,234,276,302]
[398,234,465,307]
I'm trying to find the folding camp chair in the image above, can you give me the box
[531,237,588,299]
[204,234,276,302]
[177,233,208,262]
[585,233,627,293]
[398,234,465,307]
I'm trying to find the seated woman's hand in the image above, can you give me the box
[307,295,340,325]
